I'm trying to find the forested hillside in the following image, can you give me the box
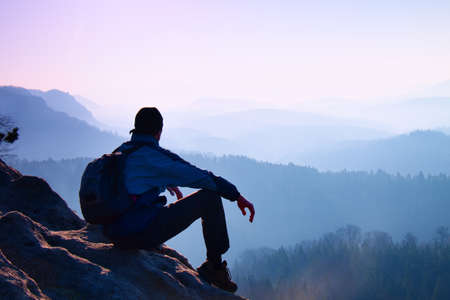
[9,153,450,265]
[233,225,450,300]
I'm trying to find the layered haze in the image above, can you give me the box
[2,0,450,156]
[3,84,450,268]
[1,1,450,112]
[1,1,450,297]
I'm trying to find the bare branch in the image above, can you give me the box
[0,115,19,157]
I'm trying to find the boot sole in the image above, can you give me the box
[197,268,237,293]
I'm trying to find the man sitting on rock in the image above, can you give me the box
[102,107,255,293]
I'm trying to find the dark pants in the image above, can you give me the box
[115,189,230,264]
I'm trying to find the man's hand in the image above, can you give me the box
[167,186,183,200]
[237,195,255,223]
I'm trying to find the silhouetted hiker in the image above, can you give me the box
[103,107,254,293]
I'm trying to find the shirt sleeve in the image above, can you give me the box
[143,147,240,201]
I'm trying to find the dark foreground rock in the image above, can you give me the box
[0,159,245,300]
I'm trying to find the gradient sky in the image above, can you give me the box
[1,0,450,117]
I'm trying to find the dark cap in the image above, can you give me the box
[130,107,163,135]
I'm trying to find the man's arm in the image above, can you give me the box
[145,146,240,201]
[139,146,255,222]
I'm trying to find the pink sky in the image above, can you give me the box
[1,0,450,118]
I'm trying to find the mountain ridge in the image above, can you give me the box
[0,86,124,160]
[290,129,450,174]
[29,89,100,127]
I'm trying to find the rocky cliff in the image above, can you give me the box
[0,159,245,300]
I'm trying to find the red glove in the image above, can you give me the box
[167,186,183,200]
[237,195,255,223]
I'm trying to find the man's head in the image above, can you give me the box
[130,107,163,140]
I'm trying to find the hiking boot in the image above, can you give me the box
[197,260,238,293]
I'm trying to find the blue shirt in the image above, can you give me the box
[103,133,240,240]
[124,133,218,195]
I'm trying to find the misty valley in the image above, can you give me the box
[3,2,450,298]
[7,154,450,299]
[2,85,450,299]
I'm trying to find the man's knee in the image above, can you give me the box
[196,189,222,209]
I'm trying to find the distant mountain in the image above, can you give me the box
[161,127,233,156]
[29,89,100,127]
[175,108,387,136]
[379,79,450,131]
[0,86,124,160]
[291,130,450,175]
[73,94,102,112]
[164,109,391,162]
[396,97,450,129]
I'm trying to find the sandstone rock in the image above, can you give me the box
[0,160,245,299]
[0,159,21,185]
[0,159,84,230]
[0,249,49,300]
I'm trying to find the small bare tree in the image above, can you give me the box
[0,115,19,158]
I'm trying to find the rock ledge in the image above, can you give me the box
[0,159,244,300]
